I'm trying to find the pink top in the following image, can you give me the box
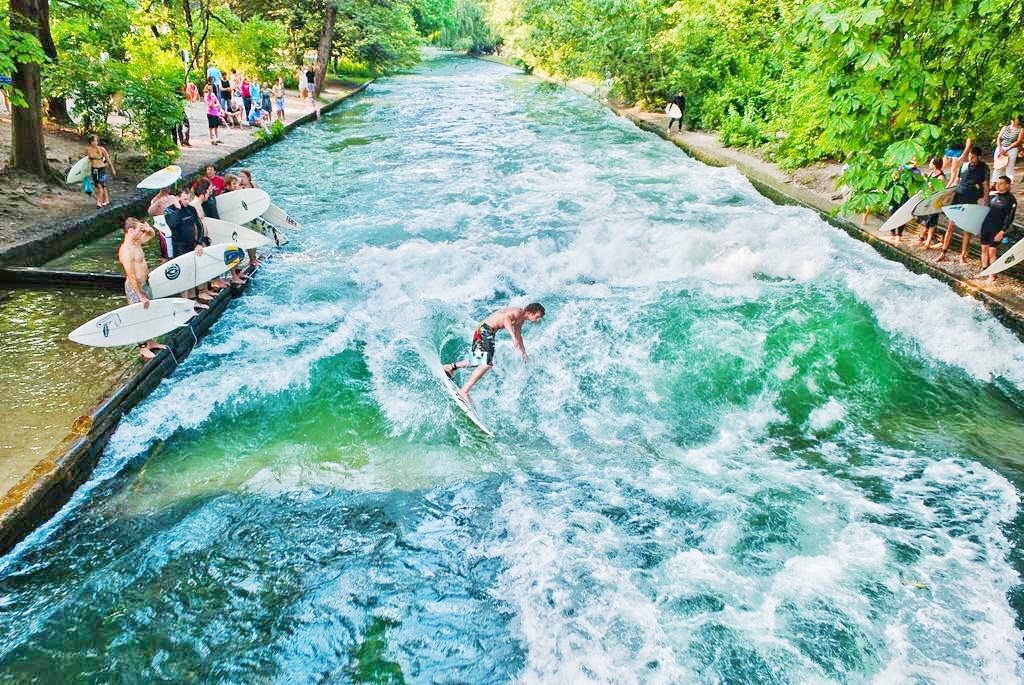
[205,92,220,117]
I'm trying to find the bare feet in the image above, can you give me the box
[146,342,168,352]
[458,388,472,403]
[959,253,969,264]
[193,301,210,310]
[934,251,947,263]
[139,346,156,360]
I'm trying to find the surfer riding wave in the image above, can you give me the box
[443,303,545,401]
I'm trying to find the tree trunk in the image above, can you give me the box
[38,0,70,125]
[315,2,337,93]
[10,0,50,176]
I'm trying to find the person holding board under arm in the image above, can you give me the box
[118,218,167,360]
[977,175,1017,283]
[443,303,546,402]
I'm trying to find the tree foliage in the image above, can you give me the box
[480,0,1024,211]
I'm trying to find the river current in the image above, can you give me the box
[2,53,1024,682]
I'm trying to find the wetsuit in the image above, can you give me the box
[470,323,496,366]
[953,161,989,205]
[980,192,1017,247]
[164,203,203,258]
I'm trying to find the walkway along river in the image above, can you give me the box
[2,52,1024,682]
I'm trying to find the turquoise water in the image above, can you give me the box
[2,53,1024,682]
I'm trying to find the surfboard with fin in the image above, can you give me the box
[438,369,493,437]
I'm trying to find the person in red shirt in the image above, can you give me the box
[192,165,225,195]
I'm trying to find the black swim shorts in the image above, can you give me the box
[471,324,495,366]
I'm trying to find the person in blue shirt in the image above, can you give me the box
[206,64,222,102]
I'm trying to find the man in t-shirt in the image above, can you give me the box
[937,147,989,263]
[192,164,225,196]
[206,64,222,101]
[978,175,1017,282]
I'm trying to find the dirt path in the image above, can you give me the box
[0,83,358,253]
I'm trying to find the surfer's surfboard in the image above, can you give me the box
[147,243,245,298]
[941,204,989,236]
[68,297,197,348]
[913,188,955,217]
[249,217,289,246]
[137,165,182,190]
[66,156,90,184]
[261,202,302,231]
[665,103,682,119]
[203,218,272,249]
[979,235,1024,278]
[879,191,922,234]
[439,371,493,437]
[153,214,170,237]
[215,188,271,225]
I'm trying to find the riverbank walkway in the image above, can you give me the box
[0,81,365,260]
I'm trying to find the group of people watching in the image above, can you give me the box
[888,124,1020,282]
[200,65,288,145]
[118,163,263,359]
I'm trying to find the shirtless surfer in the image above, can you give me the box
[118,217,167,360]
[442,303,545,401]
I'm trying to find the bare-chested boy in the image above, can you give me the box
[442,303,545,401]
[118,217,167,360]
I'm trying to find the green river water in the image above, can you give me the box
[2,53,1024,682]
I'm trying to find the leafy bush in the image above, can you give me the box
[254,119,286,143]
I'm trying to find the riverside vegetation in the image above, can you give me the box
[4,0,1018,211]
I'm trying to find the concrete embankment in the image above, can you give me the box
[0,82,371,557]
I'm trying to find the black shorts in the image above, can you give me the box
[952,191,978,205]
[90,167,108,186]
[980,229,1002,247]
[471,324,495,366]
[207,114,221,129]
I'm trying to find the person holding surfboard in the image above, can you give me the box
[666,91,686,131]
[164,188,214,303]
[442,303,546,401]
[977,175,1017,282]
[118,218,168,360]
[937,146,988,264]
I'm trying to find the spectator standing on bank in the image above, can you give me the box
[86,135,115,208]
[305,62,320,119]
[219,73,232,111]
[667,90,686,132]
[240,75,252,118]
[204,84,223,145]
[206,64,222,102]
[259,81,272,117]
[938,146,989,263]
[273,77,286,122]
[993,116,1023,183]
[919,157,947,250]
[173,86,191,148]
[978,175,1017,282]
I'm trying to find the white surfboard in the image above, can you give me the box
[941,204,989,236]
[215,188,271,225]
[879,191,922,234]
[68,298,198,348]
[250,217,290,246]
[979,235,1024,277]
[261,202,302,231]
[440,373,493,437]
[913,188,955,217]
[147,243,246,298]
[137,165,182,190]
[665,103,682,119]
[66,156,90,184]
[203,218,272,249]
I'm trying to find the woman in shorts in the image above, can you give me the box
[273,77,286,122]
[203,84,222,145]
[86,135,115,208]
